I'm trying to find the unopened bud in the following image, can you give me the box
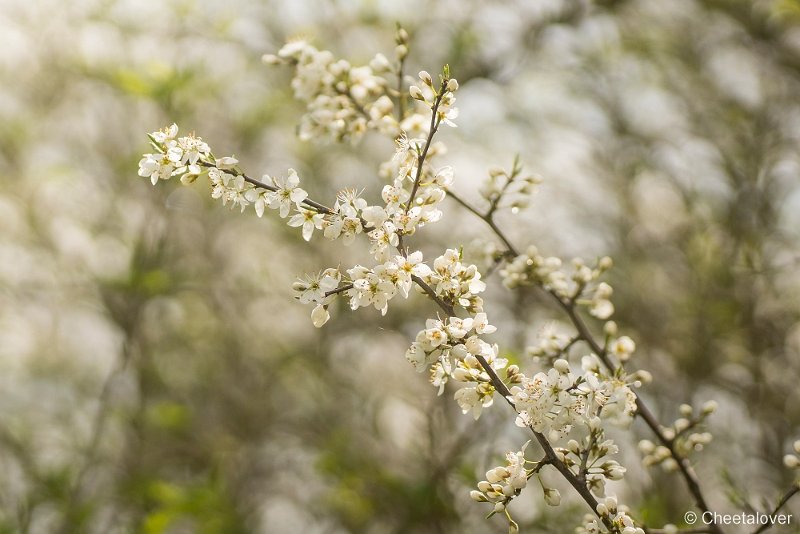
[553,359,571,374]
[396,27,409,44]
[261,54,280,65]
[419,70,432,86]
[470,490,487,502]
[543,487,561,506]
[603,321,618,336]
[395,44,408,60]
[702,400,718,415]
[409,85,425,101]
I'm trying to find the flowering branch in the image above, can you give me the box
[446,188,723,534]
[133,32,796,534]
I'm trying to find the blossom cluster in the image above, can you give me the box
[501,249,614,318]
[263,40,396,142]
[577,496,645,534]
[138,124,211,186]
[509,355,639,439]
[638,400,716,471]
[404,310,507,418]
[479,157,542,215]
[470,441,533,531]
[557,430,626,493]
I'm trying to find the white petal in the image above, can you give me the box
[311,305,329,327]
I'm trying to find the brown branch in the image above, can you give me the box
[324,283,354,297]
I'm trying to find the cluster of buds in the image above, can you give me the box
[638,401,716,470]
[526,322,574,362]
[471,441,536,532]
[479,156,542,214]
[577,496,645,534]
[502,251,617,319]
[555,431,626,495]
[409,66,459,127]
[782,440,800,474]
[263,40,396,142]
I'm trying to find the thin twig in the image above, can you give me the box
[197,161,334,215]
[752,485,800,534]
[404,89,446,216]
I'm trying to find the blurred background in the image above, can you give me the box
[1,0,800,532]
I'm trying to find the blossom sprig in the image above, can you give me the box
[638,401,716,471]
[403,309,506,419]
[479,155,542,216]
[470,441,547,533]
[508,355,640,441]
[556,430,627,495]
[526,322,578,363]
[500,250,615,317]
[138,124,208,186]
[577,496,645,534]
[263,40,397,142]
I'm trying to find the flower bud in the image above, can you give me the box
[395,44,408,60]
[419,70,432,86]
[470,490,487,502]
[261,54,280,64]
[396,27,409,44]
[784,454,800,469]
[370,53,391,72]
[702,400,718,415]
[634,370,653,384]
[447,78,459,92]
[638,440,655,454]
[662,458,679,472]
[674,418,690,432]
[543,487,561,506]
[603,321,618,336]
[409,85,425,101]
[553,359,570,374]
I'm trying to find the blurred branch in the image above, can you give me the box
[751,485,800,534]
[59,334,136,533]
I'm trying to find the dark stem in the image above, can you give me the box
[752,485,800,534]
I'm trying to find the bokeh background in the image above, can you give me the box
[1,0,800,532]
